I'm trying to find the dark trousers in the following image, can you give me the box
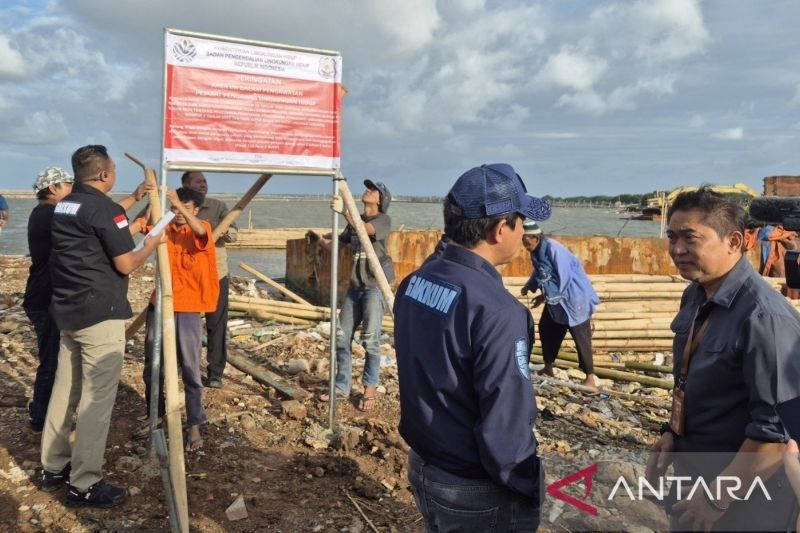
[539,304,594,374]
[24,309,61,430]
[205,276,228,380]
[408,450,542,532]
[143,306,207,426]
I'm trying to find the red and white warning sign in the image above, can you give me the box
[163,31,342,171]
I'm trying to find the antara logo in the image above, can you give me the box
[546,464,772,516]
[547,464,599,515]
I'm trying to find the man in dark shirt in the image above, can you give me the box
[182,171,238,389]
[395,163,551,531]
[646,188,800,531]
[22,167,74,439]
[40,145,162,508]
[318,180,393,411]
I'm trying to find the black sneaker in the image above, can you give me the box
[65,480,129,508]
[203,376,223,389]
[41,463,70,492]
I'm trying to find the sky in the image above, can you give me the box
[0,0,798,197]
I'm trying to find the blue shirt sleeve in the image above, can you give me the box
[525,253,539,292]
[0,195,8,211]
[741,311,800,442]
[471,304,540,498]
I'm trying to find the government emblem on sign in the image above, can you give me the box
[318,57,336,79]
[172,39,197,63]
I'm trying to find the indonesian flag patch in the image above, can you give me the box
[114,214,129,229]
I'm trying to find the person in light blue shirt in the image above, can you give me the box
[0,193,9,228]
[521,221,600,388]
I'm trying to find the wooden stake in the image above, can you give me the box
[239,262,314,307]
[127,153,189,532]
[211,174,271,242]
[336,178,395,314]
[227,352,310,400]
[125,307,148,341]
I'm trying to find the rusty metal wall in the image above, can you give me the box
[286,231,760,305]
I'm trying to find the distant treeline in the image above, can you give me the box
[543,194,646,205]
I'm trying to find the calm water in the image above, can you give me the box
[0,196,660,278]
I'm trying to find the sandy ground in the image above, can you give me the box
[0,255,673,532]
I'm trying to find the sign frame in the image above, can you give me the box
[160,27,342,176]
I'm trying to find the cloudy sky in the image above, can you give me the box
[0,0,798,196]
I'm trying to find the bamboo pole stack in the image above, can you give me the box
[509,273,798,352]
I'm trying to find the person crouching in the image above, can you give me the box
[521,222,600,388]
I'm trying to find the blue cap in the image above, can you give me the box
[448,163,551,221]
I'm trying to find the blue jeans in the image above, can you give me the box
[408,450,542,533]
[24,309,61,430]
[335,286,385,394]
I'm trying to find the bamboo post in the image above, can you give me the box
[211,173,271,242]
[126,153,189,532]
[239,262,314,307]
[337,178,395,314]
[531,355,673,389]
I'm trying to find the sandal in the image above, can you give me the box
[358,396,376,412]
[133,418,163,440]
[319,389,349,402]
[185,426,203,453]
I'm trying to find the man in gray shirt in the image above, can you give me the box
[318,180,393,411]
[646,187,800,531]
[182,171,237,388]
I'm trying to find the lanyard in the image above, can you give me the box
[678,306,713,390]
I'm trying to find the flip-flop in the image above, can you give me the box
[319,389,349,402]
[132,419,163,440]
[185,428,204,453]
[358,396,376,412]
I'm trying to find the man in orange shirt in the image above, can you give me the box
[141,187,219,451]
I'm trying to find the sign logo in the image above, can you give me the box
[172,39,197,63]
[547,464,599,516]
[318,57,336,79]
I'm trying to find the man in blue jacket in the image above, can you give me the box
[395,163,550,531]
[521,222,600,388]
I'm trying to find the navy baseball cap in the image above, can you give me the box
[364,179,392,213]
[448,163,551,221]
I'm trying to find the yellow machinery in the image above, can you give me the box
[646,183,759,209]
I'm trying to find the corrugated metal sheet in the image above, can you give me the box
[286,231,761,305]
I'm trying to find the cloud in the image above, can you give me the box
[535,49,607,92]
[792,83,800,106]
[689,114,705,128]
[629,0,710,62]
[0,34,24,77]
[0,109,69,145]
[556,75,675,116]
[710,127,743,140]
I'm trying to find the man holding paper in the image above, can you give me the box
[40,145,163,508]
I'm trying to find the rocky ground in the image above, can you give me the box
[0,255,673,532]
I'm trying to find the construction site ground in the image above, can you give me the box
[0,256,673,532]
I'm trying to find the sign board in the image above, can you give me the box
[163,30,342,172]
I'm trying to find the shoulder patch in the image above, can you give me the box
[113,214,129,229]
[54,202,81,216]
[515,338,531,380]
[401,274,461,317]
